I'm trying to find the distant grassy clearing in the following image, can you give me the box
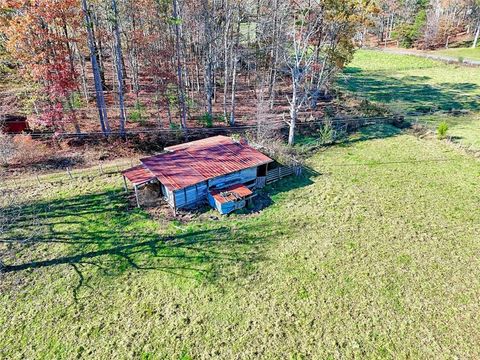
[341,50,480,113]
[433,47,480,61]
[1,127,480,358]
[341,49,480,149]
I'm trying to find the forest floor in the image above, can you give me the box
[339,49,480,151]
[1,124,480,358]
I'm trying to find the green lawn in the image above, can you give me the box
[433,47,480,61]
[2,126,480,358]
[407,112,480,149]
[340,49,480,150]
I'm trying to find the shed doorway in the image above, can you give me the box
[257,164,268,177]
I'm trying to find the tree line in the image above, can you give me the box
[1,0,375,145]
[0,0,478,145]
[371,0,479,49]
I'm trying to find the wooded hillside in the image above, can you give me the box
[0,0,375,145]
[0,0,478,145]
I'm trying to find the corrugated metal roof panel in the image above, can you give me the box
[122,165,156,185]
[140,136,273,191]
[210,184,253,204]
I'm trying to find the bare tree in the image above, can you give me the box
[111,0,127,138]
[283,9,322,145]
[81,0,111,136]
[172,0,188,131]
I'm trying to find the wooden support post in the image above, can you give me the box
[67,167,73,179]
[36,174,41,185]
[122,175,128,192]
[172,190,177,217]
[100,163,104,174]
[134,185,140,208]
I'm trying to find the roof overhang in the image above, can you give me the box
[122,165,156,187]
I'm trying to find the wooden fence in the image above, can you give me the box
[266,165,302,184]
[0,159,135,191]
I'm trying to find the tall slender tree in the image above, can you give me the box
[81,0,110,136]
[172,0,187,131]
[111,0,127,137]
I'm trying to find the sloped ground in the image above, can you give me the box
[339,50,480,151]
[1,126,479,358]
[427,47,480,62]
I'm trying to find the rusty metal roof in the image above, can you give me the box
[210,184,253,204]
[139,135,273,191]
[122,165,155,186]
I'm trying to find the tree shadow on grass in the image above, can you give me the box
[0,191,268,296]
[0,173,316,301]
[340,71,480,113]
[347,124,403,144]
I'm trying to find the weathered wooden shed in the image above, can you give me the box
[122,136,273,214]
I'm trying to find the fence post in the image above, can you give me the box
[67,167,73,179]
[36,174,41,185]
[100,163,104,174]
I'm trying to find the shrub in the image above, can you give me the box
[245,131,302,166]
[199,112,213,128]
[70,92,85,109]
[437,121,449,139]
[129,101,146,124]
[392,9,426,48]
[318,121,335,144]
[216,114,227,124]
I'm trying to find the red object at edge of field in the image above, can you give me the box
[2,116,29,134]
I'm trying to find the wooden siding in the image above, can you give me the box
[172,167,257,209]
[173,181,208,208]
[208,167,256,189]
[162,184,175,207]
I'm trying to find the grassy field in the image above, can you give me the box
[407,112,480,149]
[2,125,480,358]
[433,47,480,61]
[341,49,480,149]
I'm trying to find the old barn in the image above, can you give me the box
[122,136,274,214]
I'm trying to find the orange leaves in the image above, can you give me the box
[2,0,81,130]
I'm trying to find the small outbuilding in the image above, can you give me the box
[2,115,28,134]
[122,135,273,214]
[208,183,254,215]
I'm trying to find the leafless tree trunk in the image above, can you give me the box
[81,0,110,136]
[229,13,240,126]
[111,0,127,137]
[172,0,187,131]
[473,21,480,48]
[223,2,232,120]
